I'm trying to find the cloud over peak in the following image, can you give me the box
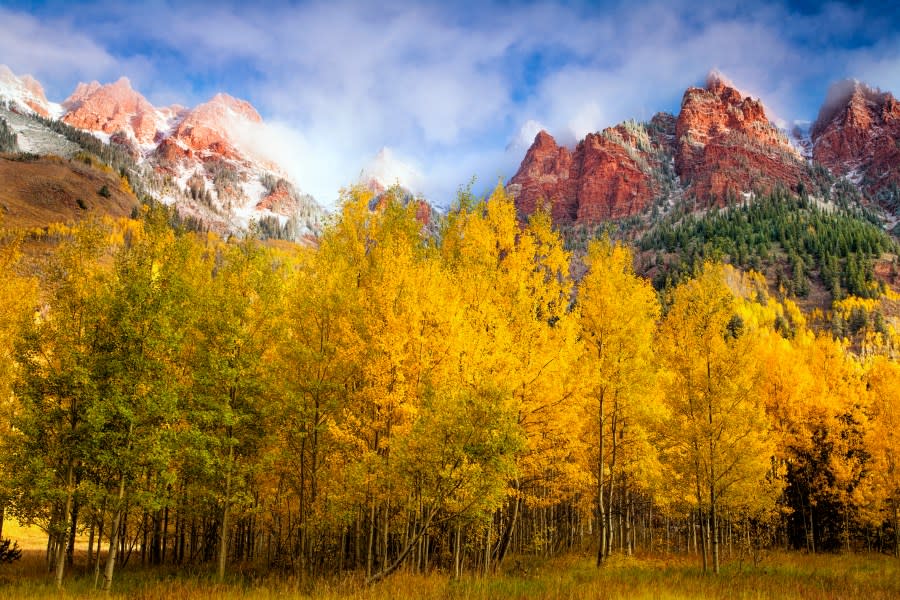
[1,0,898,207]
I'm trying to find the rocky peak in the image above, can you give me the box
[61,77,161,144]
[674,72,806,202]
[509,120,673,225]
[507,130,574,221]
[811,80,900,205]
[184,93,263,131]
[508,72,812,226]
[62,81,102,111]
[810,80,887,140]
[0,64,55,117]
[676,76,779,151]
[162,93,265,164]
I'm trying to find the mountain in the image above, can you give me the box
[675,72,808,202]
[810,80,900,213]
[359,148,438,230]
[360,147,423,196]
[509,73,816,226]
[0,66,323,241]
[0,153,139,232]
[61,77,170,146]
[507,116,675,225]
[0,65,61,118]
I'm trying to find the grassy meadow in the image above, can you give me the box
[1,546,897,599]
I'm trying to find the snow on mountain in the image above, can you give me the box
[0,65,324,241]
[788,120,813,160]
[0,65,62,119]
[0,103,81,156]
[360,147,424,195]
[810,80,900,211]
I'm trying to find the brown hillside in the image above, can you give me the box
[0,154,139,231]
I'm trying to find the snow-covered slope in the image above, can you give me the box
[0,65,323,241]
[0,65,62,119]
[0,105,80,156]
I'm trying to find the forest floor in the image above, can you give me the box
[0,549,898,599]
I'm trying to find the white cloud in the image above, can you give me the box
[2,1,899,208]
[361,147,425,195]
[509,119,548,153]
[0,8,120,96]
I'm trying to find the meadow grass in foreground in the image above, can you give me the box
[1,551,898,599]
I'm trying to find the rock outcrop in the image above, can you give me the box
[166,93,261,162]
[510,73,812,224]
[61,80,266,168]
[675,73,808,203]
[51,74,323,238]
[0,65,56,117]
[811,80,900,204]
[62,77,163,144]
[508,115,675,225]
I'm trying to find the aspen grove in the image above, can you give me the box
[1,185,899,591]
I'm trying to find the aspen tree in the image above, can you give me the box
[658,263,777,573]
[578,238,660,564]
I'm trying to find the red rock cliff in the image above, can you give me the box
[811,80,900,199]
[509,115,674,225]
[509,73,814,225]
[674,73,807,203]
[62,77,162,144]
[167,93,263,162]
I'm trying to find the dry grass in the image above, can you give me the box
[0,550,897,599]
[0,154,138,230]
[3,517,90,552]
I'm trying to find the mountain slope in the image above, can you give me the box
[509,73,821,226]
[0,66,323,241]
[675,73,808,202]
[507,116,677,225]
[811,80,900,216]
[0,154,139,231]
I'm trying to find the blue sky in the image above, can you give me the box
[1,0,899,207]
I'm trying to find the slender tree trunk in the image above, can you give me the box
[381,503,389,572]
[483,520,491,575]
[696,492,707,572]
[801,499,810,553]
[495,479,520,568]
[596,388,606,567]
[845,509,851,553]
[606,437,615,557]
[710,481,719,573]
[355,509,362,569]
[162,504,169,564]
[102,474,127,591]
[141,511,148,565]
[888,499,900,558]
[809,505,816,554]
[298,434,307,574]
[66,500,79,566]
[366,502,376,578]
[625,486,633,556]
[218,439,234,582]
[453,522,462,579]
[54,460,75,589]
[93,511,105,588]
[87,517,95,569]
[366,507,436,584]
[46,520,53,571]
[665,514,669,553]
[0,504,4,540]
[706,361,719,575]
